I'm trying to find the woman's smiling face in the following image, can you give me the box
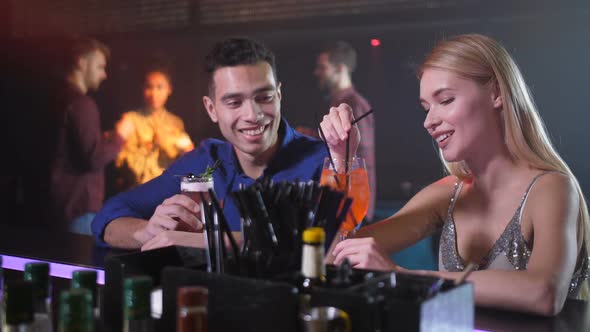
[420,68,503,163]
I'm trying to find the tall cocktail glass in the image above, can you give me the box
[320,157,370,233]
[320,157,370,262]
[177,175,214,232]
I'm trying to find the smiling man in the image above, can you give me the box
[92,38,327,250]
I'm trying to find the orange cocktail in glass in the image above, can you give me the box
[320,157,370,234]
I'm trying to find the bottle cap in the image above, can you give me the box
[59,288,93,330]
[24,262,50,299]
[177,286,209,307]
[5,280,35,325]
[72,270,98,306]
[303,227,325,244]
[123,276,153,320]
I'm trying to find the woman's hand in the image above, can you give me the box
[115,114,135,141]
[175,133,195,152]
[331,237,398,271]
[319,103,360,161]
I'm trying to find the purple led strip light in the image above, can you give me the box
[1,255,105,285]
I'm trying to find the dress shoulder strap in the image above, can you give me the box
[517,170,563,224]
[445,180,464,219]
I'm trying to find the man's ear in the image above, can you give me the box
[336,63,348,75]
[202,96,218,123]
[276,82,282,102]
[76,56,88,72]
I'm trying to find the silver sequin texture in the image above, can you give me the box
[439,173,589,299]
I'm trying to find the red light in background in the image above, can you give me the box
[370,39,381,47]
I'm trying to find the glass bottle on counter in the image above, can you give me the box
[3,281,35,331]
[24,262,53,332]
[71,270,99,319]
[299,227,327,310]
[177,286,208,332]
[123,276,154,332]
[58,289,94,332]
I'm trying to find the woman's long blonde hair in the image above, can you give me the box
[418,34,589,299]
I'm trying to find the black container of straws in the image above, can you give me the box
[102,178,474,331]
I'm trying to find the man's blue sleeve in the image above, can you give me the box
[91,149,208,247]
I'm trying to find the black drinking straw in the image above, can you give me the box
[351,108,374,125]
[345,136,350,172]
[317,125,341,187]
[346,108,374,173]
[345,108,374,229]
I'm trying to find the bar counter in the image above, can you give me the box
[1,224,588,332]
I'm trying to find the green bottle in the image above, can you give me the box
[4,281,35,331]
[24,262,53,332]
[123,276,154,332]
[58,289,94,332]
[71,271,98,317]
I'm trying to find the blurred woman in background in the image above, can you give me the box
[115,67,194,190]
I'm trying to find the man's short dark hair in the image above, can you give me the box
[205,37,277,96]
[322,41,357,73]
[66,36,110,74]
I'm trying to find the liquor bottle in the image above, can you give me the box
[24,262,53,332]
[299,227,327,311]
[71,271,98,318]
[123,276,154,332]
[176,286,208,332]
[3,281,35,331]
[58,289,94,332]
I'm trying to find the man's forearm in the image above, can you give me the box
[103,217,149,249]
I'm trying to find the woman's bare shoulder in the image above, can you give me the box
[525,171,579,225]
[419,175,464,198]
[400,175,465,218]
[528,171,576,197]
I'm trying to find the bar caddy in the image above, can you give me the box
[103,179,474,331]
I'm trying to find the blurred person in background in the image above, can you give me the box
[50,36,127,234]
[114,67,194,191]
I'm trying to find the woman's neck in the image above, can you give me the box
[147,106,166,114]
[465,144,529,197]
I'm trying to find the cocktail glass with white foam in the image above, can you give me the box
[178,175,214,232]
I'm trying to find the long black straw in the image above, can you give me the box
[317,125,341,187]
[345,109,373,183]
[345,135,350,174]
[208,188,240,264]
[352,108,374,125]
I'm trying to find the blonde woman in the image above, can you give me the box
[321,34,589,316]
